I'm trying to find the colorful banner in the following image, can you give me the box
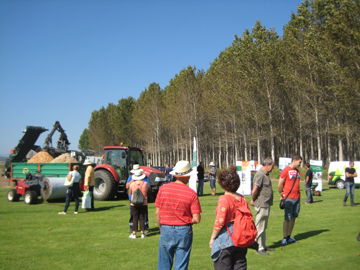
[236,160,257,196]
[279,157,292,176]
[310,159,322,180]
[310,159,323,192]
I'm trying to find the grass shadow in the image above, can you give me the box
[269,229,329,248]
[145,227,160,237]
[89,205,125,211]
[312,200,323,203]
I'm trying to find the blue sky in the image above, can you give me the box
[0,0,302,157]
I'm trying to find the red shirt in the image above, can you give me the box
[155,182,202,226]
[280,166,301,199]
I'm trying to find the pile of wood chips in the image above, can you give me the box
[27,151,54,163]
[50,153,78,163]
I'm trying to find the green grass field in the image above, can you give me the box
[0,181,359,270]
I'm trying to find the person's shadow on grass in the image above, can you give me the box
[88,205,125,212]
[269,229,329,248]
[312,200,323,203]
[146,227,160,237]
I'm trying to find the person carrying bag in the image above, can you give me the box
[82,190,92,209]
[279,172,298,209]
[59,165,82,215]
[128,170,149,239]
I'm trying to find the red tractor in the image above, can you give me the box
[93,146,166,201]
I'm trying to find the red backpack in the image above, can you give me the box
[224,195,257,248]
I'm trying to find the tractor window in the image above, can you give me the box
[129,149,144,167]
[105,149,126,168]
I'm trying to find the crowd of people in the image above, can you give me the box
[59,156,358,270]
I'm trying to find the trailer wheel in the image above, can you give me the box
[336,180,345,189]
[93,170,117,201]
[7,189,20,202]
[24,190,38,204]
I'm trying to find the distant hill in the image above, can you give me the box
[0,156,8,162]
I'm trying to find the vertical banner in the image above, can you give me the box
[310,159,323,192]
[279,157,292,176]
[189,137,197,192]
[236,160,257,195]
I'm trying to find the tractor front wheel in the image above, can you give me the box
[93,170,117,201]
[24,190,38,204]
[7,189,20,202]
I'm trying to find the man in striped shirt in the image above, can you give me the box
[155,160,202,270]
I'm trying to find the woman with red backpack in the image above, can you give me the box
[209,166,256,270]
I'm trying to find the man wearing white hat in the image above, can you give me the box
[84,159,95,210]
[126,164,151,233]
[207,162,217,196]
[155,160,202,270]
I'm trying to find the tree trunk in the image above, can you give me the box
[218,122,222,169]
[256,120,261,164]
[315,107,321,161]
[225,124,229,167]
[327,119,331,167]
[243,130,248,161]
[336,115,343,161]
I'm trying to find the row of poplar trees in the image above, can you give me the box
[79,0,360,168]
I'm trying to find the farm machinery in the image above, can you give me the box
[3,123,166,204]
[92,145,166,201]
[3,123,88,204]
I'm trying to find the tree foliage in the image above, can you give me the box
[83,0,360,167]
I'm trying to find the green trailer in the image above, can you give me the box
[7,162,92,204]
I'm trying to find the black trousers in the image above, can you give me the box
[131,205,147,232]
[89,186,94,209]
[214,247,247,270]
[129,204,149,229]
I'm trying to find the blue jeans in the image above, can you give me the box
[197,179,204,195]
[305,186,313,203]
[344,182,355,204]
[284,198,300,220]
[158,225,193,270]
[210,179,216,189]
[64,183,80,213]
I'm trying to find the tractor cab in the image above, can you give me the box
[103,146,145,182]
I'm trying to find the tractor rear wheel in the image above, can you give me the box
[24,190,38,204]
[93,170,117,201]
[7,189,20,202]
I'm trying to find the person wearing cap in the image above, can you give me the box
[128,170,150,239]
[84,159,95,210]
[126,164,151,233]
[155,160,202,270]
[207,162,217,196]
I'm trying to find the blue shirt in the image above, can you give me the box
[165,167,172,177]
[126,175,151,201]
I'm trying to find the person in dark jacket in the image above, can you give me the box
[197,161,205,196]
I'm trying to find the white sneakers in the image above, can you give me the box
[129,233,146,239]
